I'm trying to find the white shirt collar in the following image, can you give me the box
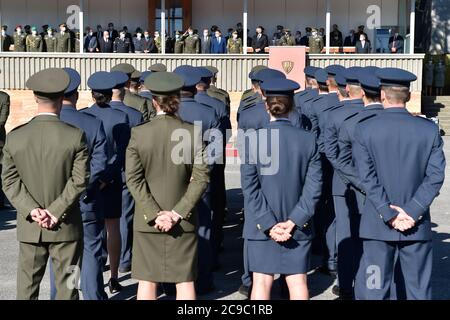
[38,112,58,117]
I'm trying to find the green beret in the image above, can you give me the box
[111,63,135,76]
[148,63,167,73]
[144,72,184,96]
[205,66,219,75]
[26,68,70,95]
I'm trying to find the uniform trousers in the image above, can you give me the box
[120,185,135,269]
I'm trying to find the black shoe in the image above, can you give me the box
[332,285,353,300]
[238,285,250,298]
[119,264,131,273]
[108,278,123,294]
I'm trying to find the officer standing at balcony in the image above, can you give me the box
[26,27,43,52]
[13,25,27,52]
[114,31,132,53]
[55,23,72,53]
[44,27,57,52]
[183,27,200,54]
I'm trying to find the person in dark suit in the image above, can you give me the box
[300,27,311,46]
[98,31,113,53]
[344,30,357,47]
[109,71,143,274]
[0,89,10,209]
[174,65,221,295]
[201,29,212,54]
[210,29,227,54]
[50,68,108,300]
[353,68,445,300]
[81,72,131,294]
[252,26,268,54]
[389,30,404,54]
[241,78,322,300]
[107,22,119,42]
[330,24,343,47]
[355,34,371,53]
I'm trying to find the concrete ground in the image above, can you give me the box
[0,138,449,300]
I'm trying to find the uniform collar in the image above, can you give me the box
[364,103,384,110]
[347,98,364,105]
[181,97,196,103]
[61,104,77,111]
[33,113,60,121]
[384,106,409,113]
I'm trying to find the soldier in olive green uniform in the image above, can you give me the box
[0,89,10,208]
[309,28,324,54]
[174,31,184,54]
[154,32,162,53]
[205,66,231,115]
[126,71,209,300]
[227,31,243,54]
[13,26,27,52]
[44,27,57,52]
[1,68,89,300]
[183,28,200,54]
[280,29,296,46]
[55,23,72,53]
[112,64,152,122]
[26,27,43,52]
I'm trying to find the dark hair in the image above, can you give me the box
[319,84,329,92]
[364,91,381,103]
[154,95,180,115]
[92,91,112,106]
[338,87,349,98]
[266,96,294,116]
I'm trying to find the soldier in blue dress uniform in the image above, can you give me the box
[109,71,144,274]
[49,68,109,300]
[82,71,131,294]
[241,77,322,300]
[173,65,221,295]
[353,68,446,300]
[195,66,232,266]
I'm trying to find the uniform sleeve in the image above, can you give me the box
[241,138,278,233]
[353,125,398,223]
[172,140,210,218]
[125,130,162,222]
[336,123,361,189]
[0,93,11,127]
[1,139,40,220]
[402,130,446,222]
[87,123,108,189]
[324,117,340,168]
[47,132,89,221]
[288,141,323,228]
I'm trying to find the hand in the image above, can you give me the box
[389,205,415,232]
[276,220,296,235]
[269,222,294,243]
[44,210,59,230]
[155,211,181,232]
[30,208,49,227]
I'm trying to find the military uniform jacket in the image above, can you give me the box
[26,35,43,52]
[124,91,149,122]
[44,35,57,52]
[1,115,89,243]
[126,115,210,233]
[353,108,445,241]
[280,35,295,46]
[309,35,324,53]
[183,35,200,54]
[110,101,143,128]
[133,37,145,52]
[81,104,130,185]
[179,97,220,138]
[13,33,27,52]
[60,106,108,217]
[114,38,132,53]
[227,38,243,54]
[174,39,184,54]
[0,91,10,159]
[56,32,72,52]
[309,93,340,148]
[195,91,231,137]
[241,120,322,240]
[323,99,364,196]
[337,104,384,191]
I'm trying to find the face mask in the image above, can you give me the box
[89,32,93,36]
[312,32,317,37]
[137,33,142,38]
[175,35,180,39]
[215,34,220,38]
[17,29,22,34]
[120,34,125,40]
[233,34,238,39]
[204,32,209,37]
[1,30,5,36]
[48,30,53,36]
[189,31,194,36]
[32,31,37,36]
[154,34,159,38]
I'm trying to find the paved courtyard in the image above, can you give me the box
[0,137,449,300]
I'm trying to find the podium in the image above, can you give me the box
[268,46,307,91]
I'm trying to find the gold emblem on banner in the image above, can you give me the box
[282,61,294,74]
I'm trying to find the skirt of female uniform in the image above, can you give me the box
[132,231,198,283]
[99,181,122,219]
[248,238,312,275]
